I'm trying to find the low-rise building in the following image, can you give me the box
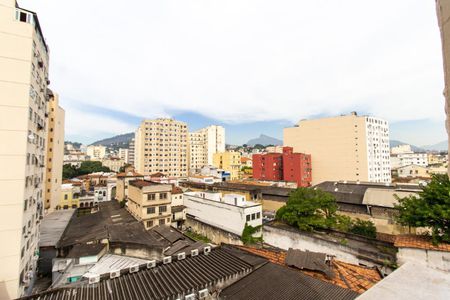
[171,186,186,229]
[390,152,428,169]
[241,157,253,168]
[200,165,230,181]
[86,145,106,160]
[101,157,125,172]
[127,180,173,229]
[116,168,144,201]
[188,175,218,184]
[63,152,88,167]
[394,164,431,178]
[184,191,262,240]
[59,184,81,210]
[212,151,241,180]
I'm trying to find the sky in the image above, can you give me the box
[20,0,448,146]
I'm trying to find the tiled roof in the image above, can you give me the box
[129,180,159,188]
[150,172,166,178]
[394,235,450,252]
[236,245,382,294]
[19,248,253,300]
[116,171,143,178]
[171,186,183,194]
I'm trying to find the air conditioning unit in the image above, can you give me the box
[163,256,172,264]
[177,252,186,261]
[185,293,196,300]
[147,260,156,269]
[203,246,211,255]
[129,265,139,273]
[110,270,120,279]
[88,275,100,284]
[191,249,199,257]
[198,289,209,299]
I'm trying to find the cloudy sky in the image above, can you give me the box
[21,0,447,146]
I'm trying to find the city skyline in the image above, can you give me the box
[19,0,448,147]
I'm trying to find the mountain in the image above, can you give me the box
[389,140,424,152]
[246,134,282,146]
[91,132,134,148]
[421,140,448,151]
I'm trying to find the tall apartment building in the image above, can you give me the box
[189,125,225,172]
[86,145,106,160]
[284,112,391,185]
[0,1,51,298]
[118,148,129,164]
[252,147,312,187]
[134,118,189,177]
[44,90,65,211]
[436,0,450,177]
[212,151,241,180]
[128,138,135,166]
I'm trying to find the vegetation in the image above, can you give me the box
[241,223,263,245]
[63,161,111,179]
[276,188,338,231]
[395,174,450,243]
[119,164,132,173]
[184,230,212,243]
[276,188,377,238]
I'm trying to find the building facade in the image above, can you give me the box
[0,1,52,298]
[184,191,262,237]
[86,145,106,161]
[128,138,135,167]
[127,180,172,229]
[134,118,188,177]
[189,125,225,172]
[284,112,391,185]
[101,157,125,172]
[118,148,129,164]
[115,169,144,202]
[390,153,428,169]
[44,91,64,211]
[252,147,312,187]
[212,151,241,180]
[59,184,81,210]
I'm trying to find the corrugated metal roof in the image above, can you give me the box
[39,209,76,247]
[285,248,334,278]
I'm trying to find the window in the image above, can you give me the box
[64,194,68,200]
[147,193,156,201]
[246,215,250,222]
[159,219,165,225]
[146,220,153,228]
[256,212,261,219]
[159,193,167,200]
[24,199,28,211]
[147,207,155,214]
[159,205,167,213]
[251,213,256,220]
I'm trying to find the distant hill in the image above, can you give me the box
[421,140,448,151]
[91,132,134,148]
[390,140,424,152]
[246,134,282,146]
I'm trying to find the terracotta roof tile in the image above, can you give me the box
[236,245,382,294]
[394,235,450,252]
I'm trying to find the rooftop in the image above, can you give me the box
[171,186,183,194]
[116,171,144,178]
[39,209,76,248]
[129,180,161,188]
[394,235,450,252]
[66,244,106,258]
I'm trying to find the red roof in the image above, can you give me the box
[394,235,450,252]
[117,171,144,178]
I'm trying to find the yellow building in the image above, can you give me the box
[58,183,81,210]
[127,180,173,229]
[213,152,242,180]
[284,112,391,185]
[0,1,53,298]
[44,90,65,211]
[116,168,144,201]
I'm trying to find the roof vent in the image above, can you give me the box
[191,249,199,257]
[110,270,120,279]
[163,256,172,264]
[88,275,100,285]
[185,294,196,300]
[147,260,156,269]
[129,265,139,273]
[204,246,211,255]
[177,252,186,261]
[199,288,209,299]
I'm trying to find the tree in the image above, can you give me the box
[276,188,338,231]
[395,174,450,243]
[349,219,377,239]
[241,223,263,245]
[62,161,112,180]
[63,164,78,179]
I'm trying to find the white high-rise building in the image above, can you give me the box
[86,145,106,160]
[284,112,391,184]
[0,1,52,298]
[189,125,225,172]
[134,118,189,177]
[118,148,129,164]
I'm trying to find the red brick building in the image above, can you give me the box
[252,147,312,187]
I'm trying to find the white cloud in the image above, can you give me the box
[22,0,445,130]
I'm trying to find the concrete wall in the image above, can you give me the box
[185,217,243,245]
[397,247,450,272]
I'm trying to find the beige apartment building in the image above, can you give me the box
[127,180,173,229]
[102,157,125,172]
[116,168,144,201]
[86,145,106,161]
[189,125,225,173]
[284,112,391,185]
[44,90,65,211]
[0,1,51,298]
[134,118,189,177]
[213,151,242,180]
